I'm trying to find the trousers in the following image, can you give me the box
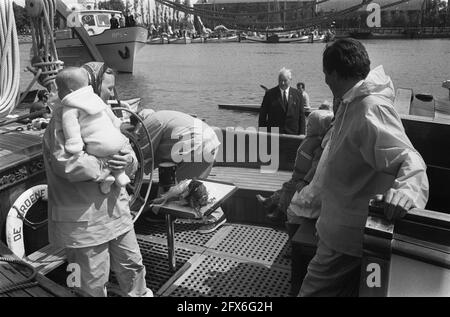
[65,228,147,297]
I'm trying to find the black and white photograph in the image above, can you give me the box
[0,0,449,301]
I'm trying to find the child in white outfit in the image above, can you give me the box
[55,67,130,194]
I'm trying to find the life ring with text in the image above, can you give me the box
[6,184,48,259]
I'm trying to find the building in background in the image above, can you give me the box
[317,0,448,28]
[193,0,316,29]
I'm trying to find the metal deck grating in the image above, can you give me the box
[134,220,215,247]
[212,225,291,268]
[167,254,291,297]
[108,238,196,296]
[107,223,294,297]
[138,239,196,292]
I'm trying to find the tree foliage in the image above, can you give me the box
[13,2,31,34]
[99,0,125,12]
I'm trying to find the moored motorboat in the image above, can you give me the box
[147,36,169,44]
[55,10,148,73]
[205,35,240,43]
[244,34,316,44]
[168,36,192,44]
[191,37,205,44]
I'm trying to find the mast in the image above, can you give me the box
[140,0,144,25]
[148,0,151,25]
[267,0,270,36]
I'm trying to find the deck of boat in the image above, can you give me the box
[129,219,292,297]
[0,242,74,297]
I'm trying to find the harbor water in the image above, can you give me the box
[19,39,450,128]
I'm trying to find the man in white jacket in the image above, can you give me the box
[299,38,429,297]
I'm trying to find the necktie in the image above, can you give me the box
[283,90,288,107]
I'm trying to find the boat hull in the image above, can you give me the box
[243,35,312,43]
[147,36,169,44]
[56,27,148,73]
[168,37,192,44]
[205,36,240,43]
[191,37,205,44]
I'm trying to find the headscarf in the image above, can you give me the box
[81,62,108,96]
[306,109,333,137]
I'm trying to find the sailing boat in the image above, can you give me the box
[241,0,312,43]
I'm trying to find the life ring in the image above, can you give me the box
[6,184,48,259]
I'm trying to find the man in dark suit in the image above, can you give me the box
[258,68,306,135]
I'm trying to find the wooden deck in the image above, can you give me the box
[0,242,74,297]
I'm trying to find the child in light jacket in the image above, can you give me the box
[257,109,333,223]
[55,67,130,194]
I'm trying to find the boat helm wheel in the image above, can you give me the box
[114,107,154,222]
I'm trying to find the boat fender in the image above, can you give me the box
[6,184,48,259]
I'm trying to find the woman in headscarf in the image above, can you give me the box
[82,62,116,102]
[43,62,152,297]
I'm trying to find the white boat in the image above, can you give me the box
[191,37,205,44]
[205,35,240,43]
[55,10,148,73]
[168,36,192,44]
[243,34,311,43]
[147,35,169,44]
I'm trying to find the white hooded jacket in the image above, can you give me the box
[316,65,429,257]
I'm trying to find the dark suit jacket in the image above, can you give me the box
[258,86,305,135]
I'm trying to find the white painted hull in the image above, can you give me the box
[191,37,205,44]
[205,36,240,43]
[168,37,192,44]
[56,27,148,73]
[243,35,311,43]
[147,36,169,44]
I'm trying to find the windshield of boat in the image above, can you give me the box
[96,14,110,28]
[80,14,95,26]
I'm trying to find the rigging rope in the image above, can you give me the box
[155,0,332,19]
[26,0,63,90]
[0,257,38,294]
[155,0,411,33]
[0,0,20,115]
[157,0,373,32]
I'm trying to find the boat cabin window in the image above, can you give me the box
[81,14,95,27]
[97,14,111,27]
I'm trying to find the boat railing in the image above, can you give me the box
[212,127,304,172]
[359,198,450,296]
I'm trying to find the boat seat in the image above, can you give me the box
[208,166,292,192]
[150,166,292,192]
[25,244,66,276]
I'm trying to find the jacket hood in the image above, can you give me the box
[343,65,395,104]
[61,85,106,115]
[306,109,334,137]
[335,65,395,138]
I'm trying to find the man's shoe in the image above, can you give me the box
[256,194,268,205]
[197,215,227,234]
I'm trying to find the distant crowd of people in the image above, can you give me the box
[109,13,136,29]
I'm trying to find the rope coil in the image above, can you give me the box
[26,0,63,89]
[0,257,38,294]
[0,0,20,115]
